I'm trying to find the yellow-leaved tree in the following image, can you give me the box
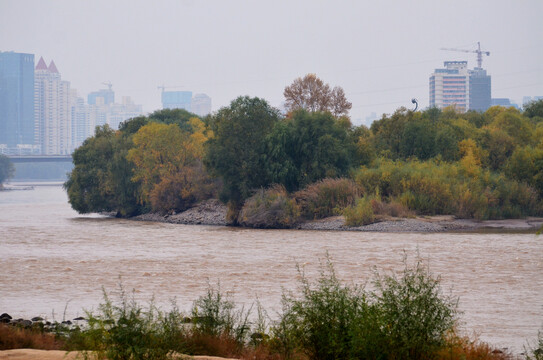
[127,119,216,213]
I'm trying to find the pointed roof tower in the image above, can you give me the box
[48,60,59,73]
[36,57,48,70]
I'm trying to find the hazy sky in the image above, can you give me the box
[1,0,542,125]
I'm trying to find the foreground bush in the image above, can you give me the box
[525,329,543,360]
[69,286,185,360]
[274,255,459,360]
[293,178,359,220]
[238,185,300,228]
[13,255,521,360]
[373,257,459,359]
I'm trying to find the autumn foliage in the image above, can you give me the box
[65,81,543,224]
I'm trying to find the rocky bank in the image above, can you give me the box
[128,200,543,233]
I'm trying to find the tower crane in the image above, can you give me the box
[440,42,490,69]
[102,81,113,91]
[157,85,184,93]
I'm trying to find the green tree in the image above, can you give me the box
[204,96,281,222]
[0,154,15,185]
[64,125,118,214]
[64,124,144,217]
[265,110,351,191]
[370,108,411,159]
[524,99,543,120]
[399,117,436,160]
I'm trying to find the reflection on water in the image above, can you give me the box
[1,186,542,353]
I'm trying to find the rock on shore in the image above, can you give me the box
[131,199,228,226]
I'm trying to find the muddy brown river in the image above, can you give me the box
[1,185,541,353]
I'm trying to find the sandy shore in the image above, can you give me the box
[0,349,237,360]
[129,199,543,233]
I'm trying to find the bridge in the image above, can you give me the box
[7,155,73,163]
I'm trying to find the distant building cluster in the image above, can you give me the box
[429,61,491,112]
[0,51,143,156]
[428,60,542,113]
[161,91,212,117]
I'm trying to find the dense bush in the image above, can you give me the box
[274,255,459,360]
[355,158,541,219]
[238,185,300,228]
[273,259,374,360]
[373,257,459,359]
[342,196,375,226]
[293,178,359,220]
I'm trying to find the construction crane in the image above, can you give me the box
[157,85,184,93]
[440,42,490,69]
[102,81,113,91]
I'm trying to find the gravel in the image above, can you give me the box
[128,200,543,233]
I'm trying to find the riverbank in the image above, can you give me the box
[0,349,237,360]
[129,199,543,233]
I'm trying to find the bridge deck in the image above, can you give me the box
[7,155,73,163]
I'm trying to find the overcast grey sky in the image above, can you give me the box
[1,0,542,125]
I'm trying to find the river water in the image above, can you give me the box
[1,185,542,353]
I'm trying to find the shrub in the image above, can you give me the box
[274,255,459,360]
[343,196,375,226]
[273,257,377,360]
[525,329,543,360]
[373,256,459,360]
[293,178,359,220]
[191,284,252,346]
[71,285,185,360]
[355,158,542,219]
[238,185,300,228]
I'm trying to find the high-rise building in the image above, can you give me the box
[429,61,470,112]
[88,88,114,105]
[107,96,143,130]
[469,68,491,112]
[0,51,37,154]
[71,86,143,149]
[34,57,73,155]
[191,93,212,116]
[161,91,192,111]
[429,61,492,112]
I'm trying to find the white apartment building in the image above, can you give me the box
[429,61,470,112]
[34,57,73,155]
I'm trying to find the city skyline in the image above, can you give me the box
[1,0,542,126]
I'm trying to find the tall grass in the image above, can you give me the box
[0,324,63,350]
[355,158,542,219]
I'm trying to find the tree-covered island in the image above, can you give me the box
[64,74,543,227]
